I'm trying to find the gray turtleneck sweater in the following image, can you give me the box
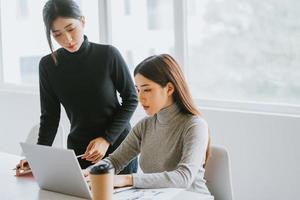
[103,104,211,194]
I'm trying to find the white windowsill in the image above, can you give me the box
[196,98,300,117]
[1,83,299,117]
[0,83,38,95]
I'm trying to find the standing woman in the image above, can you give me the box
[87,54,212,195]
[18,0,138,171]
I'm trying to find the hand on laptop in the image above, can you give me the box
[82,137,110,163]
[82,169,91,187]
[14,159,32,176]
[82,169,90,178]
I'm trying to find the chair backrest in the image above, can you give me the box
[204,145,234,200]
[21,124,64,155]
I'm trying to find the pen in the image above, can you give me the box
[12,166,21,170]
[76,154,85,158]
[12,166,30,171]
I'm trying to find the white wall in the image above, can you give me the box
[0,90,299,200]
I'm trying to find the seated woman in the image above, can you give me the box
[86,54,211,195]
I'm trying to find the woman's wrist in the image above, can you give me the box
[114,174,133,187]
[126,174,133,186]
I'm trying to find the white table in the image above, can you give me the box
[0,152,213,200]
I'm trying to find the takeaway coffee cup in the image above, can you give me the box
[89,162,114,200]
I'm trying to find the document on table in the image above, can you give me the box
[113,188,183,200]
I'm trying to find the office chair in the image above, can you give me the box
[205,145,234,200]
[21,124,65,156]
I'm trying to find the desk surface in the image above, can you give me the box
[0,152,213,200]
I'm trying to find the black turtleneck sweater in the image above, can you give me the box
[37,36,138,157]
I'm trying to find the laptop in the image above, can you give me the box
[20,142,92,199]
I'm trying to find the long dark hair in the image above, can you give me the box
[134,54,200,115]
[42,0,82,63]
[134,54,211,165]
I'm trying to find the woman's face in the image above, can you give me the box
[134,73,174,116]
[51,16,85,53]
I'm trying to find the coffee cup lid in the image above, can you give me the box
[90,162,113,174]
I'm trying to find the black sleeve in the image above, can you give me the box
[104,46,138,144]
[37,57,61,146]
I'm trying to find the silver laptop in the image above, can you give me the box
[20,142,92,199]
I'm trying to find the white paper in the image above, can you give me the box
[113,188,183,200]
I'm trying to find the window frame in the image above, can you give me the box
[0,0,299,115]
[196,98,300,116]
[173,0,188,71]
[0,0,4,85]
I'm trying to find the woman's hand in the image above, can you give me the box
[114,175,133,188]
[82,169,90,178]
[15,159,32,176]
[16,159,28,169]
[82,169,91,187]
[82,137,110,163]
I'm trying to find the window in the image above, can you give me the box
[110,0,174,70]
[124,0,132,15]
[1,0,299,111]
[0,0,99,87]
[0,0,46,86]
[186,0,300,105]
